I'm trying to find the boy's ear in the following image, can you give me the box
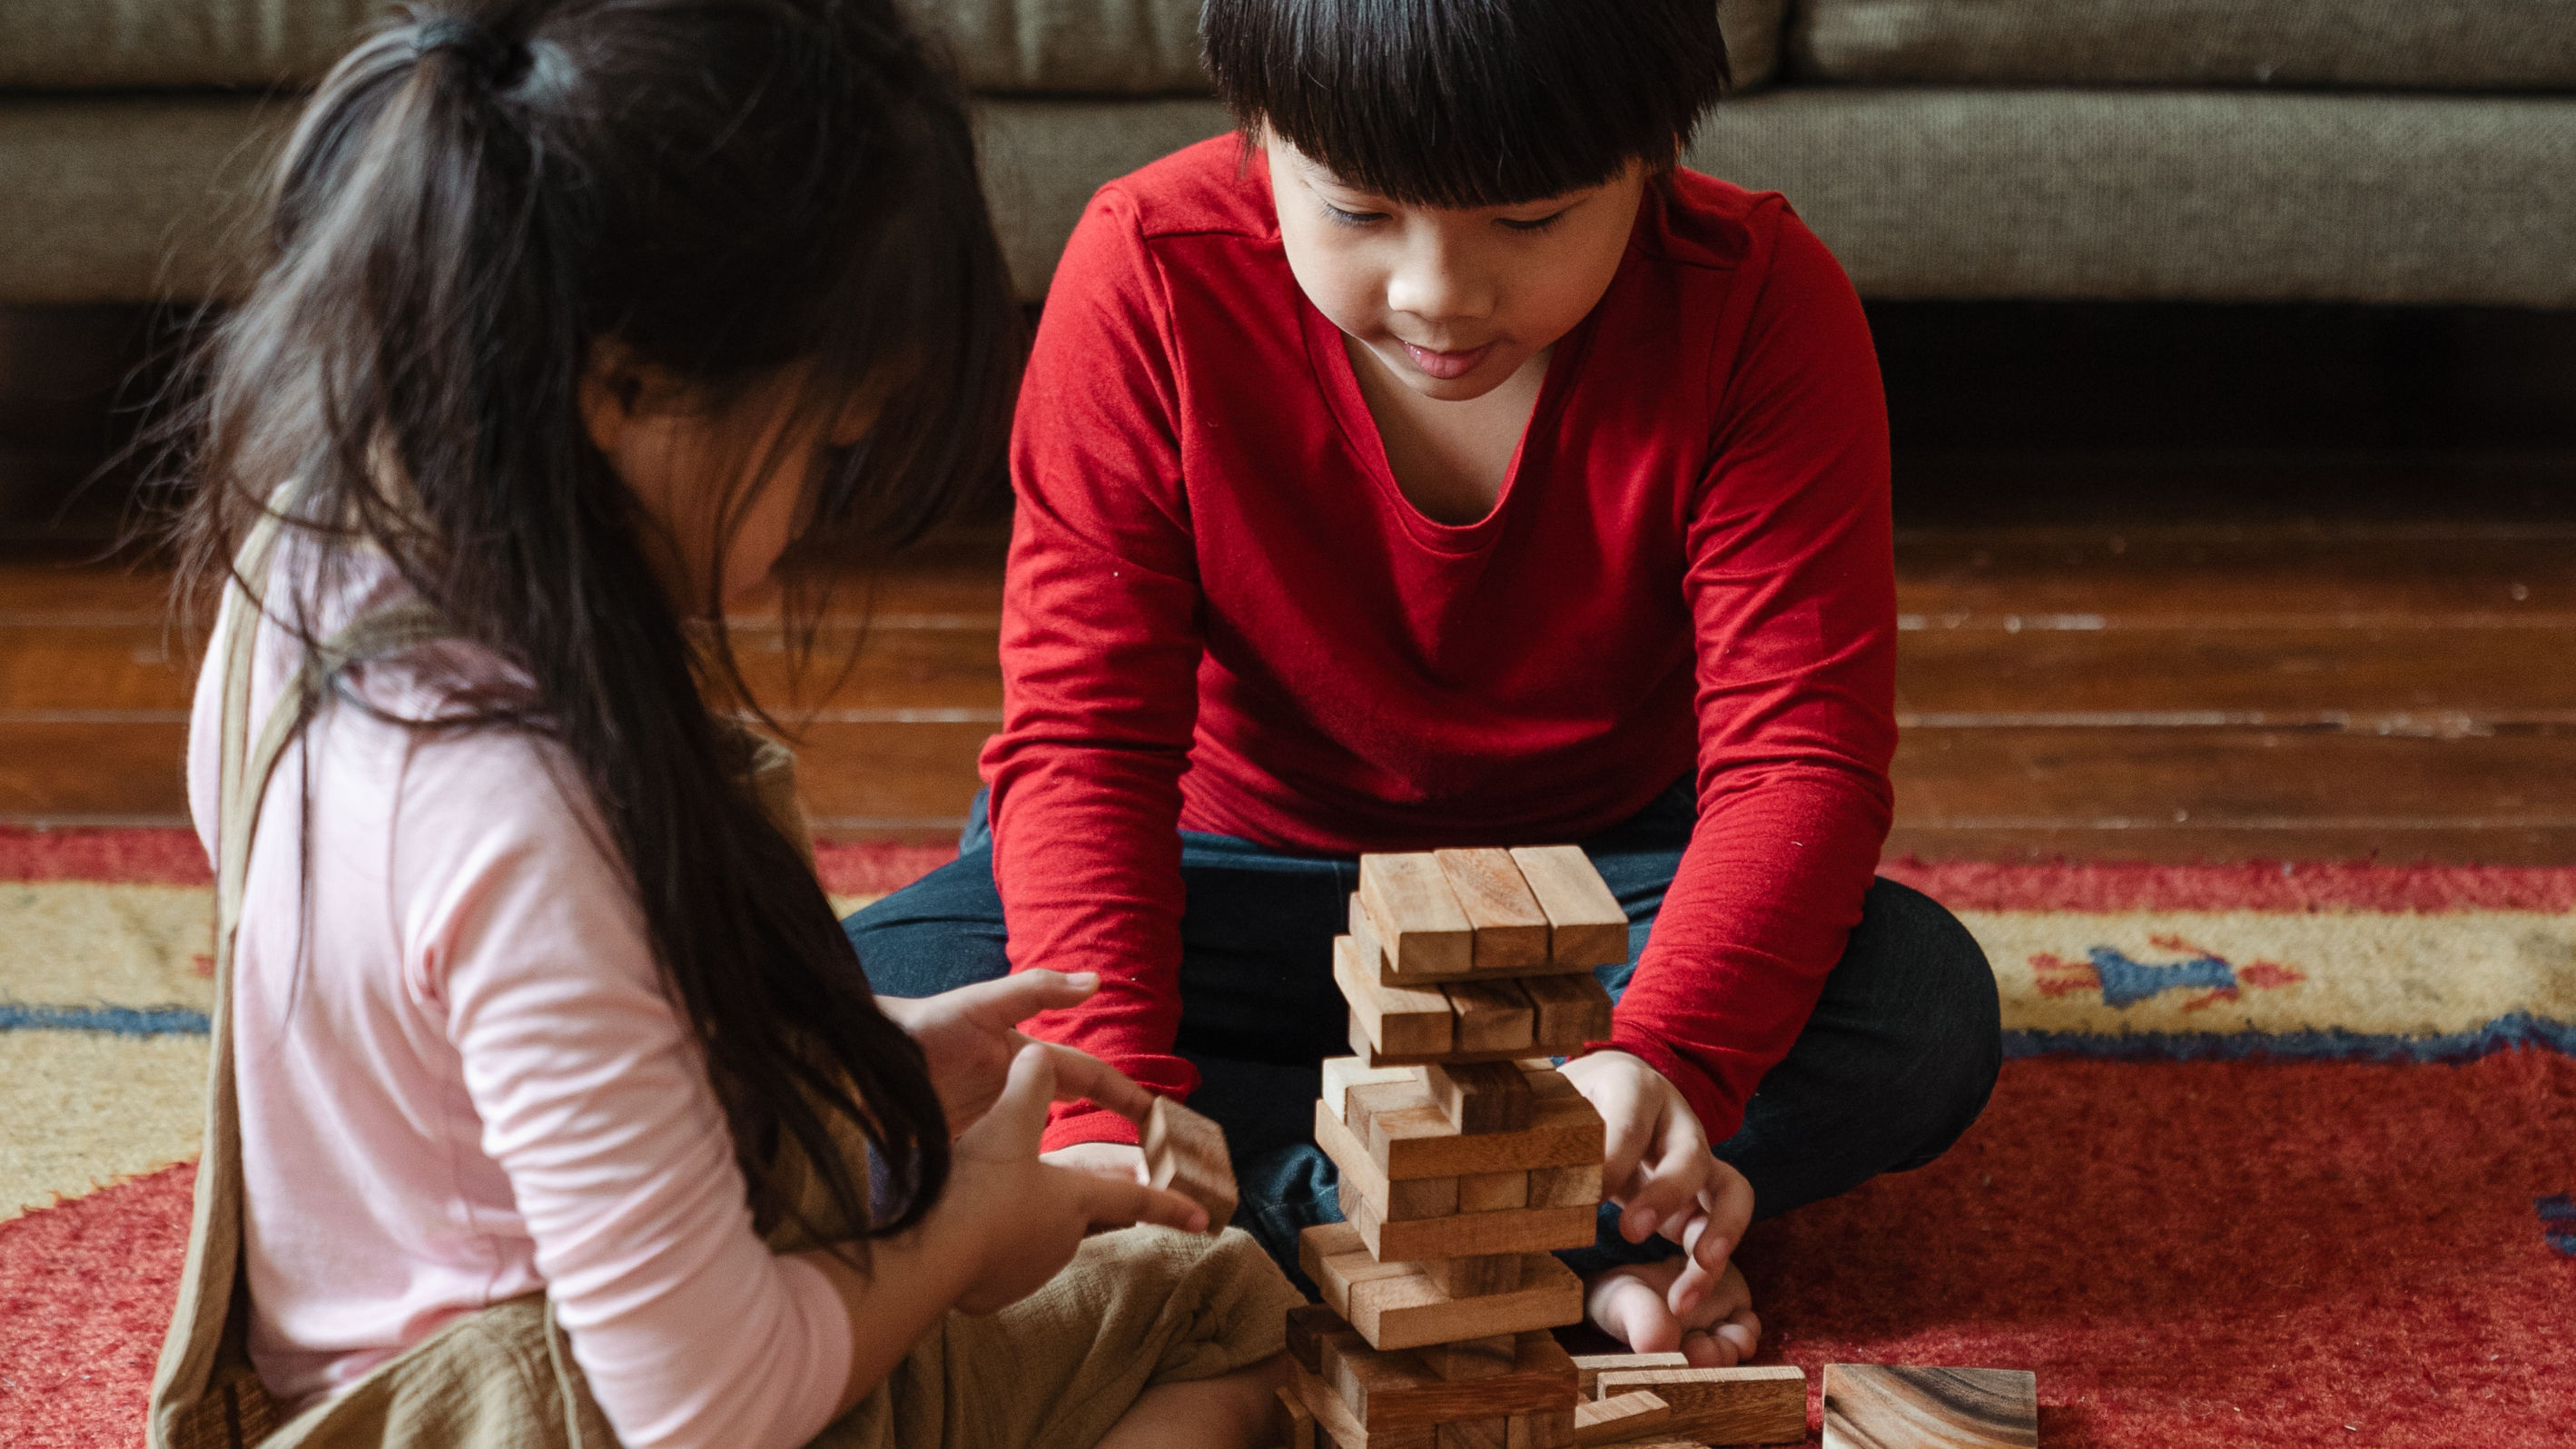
[577,336,649,455]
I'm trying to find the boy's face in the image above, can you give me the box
[1264,129,1645,403]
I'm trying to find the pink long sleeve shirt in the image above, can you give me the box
[186,547,851,1449]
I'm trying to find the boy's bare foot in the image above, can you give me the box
[1583,1257,1761,1366]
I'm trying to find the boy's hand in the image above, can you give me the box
[1558,1050,1756,1332]
[878,971,1155,1138]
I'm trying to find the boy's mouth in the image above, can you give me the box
[1397,339,1494,380]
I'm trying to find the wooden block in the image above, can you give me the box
[1509,846,1629,968]
[1291,1358,1436,1449]
[1426,1060,1535,1134]
[1420,1334,1519,1383]
[1507,1408,1575,1449]
[1287,1303,1348,1375]
[1141,1096,1238,1228]
[1277,1384,1318,1449]
[1359,1082,1604,1181]
[1326,1056,1424,1124]
[1437,1419,1509,1449]
[1516,1063,1576,1099]
[1447,979,1535,1054]
[1360,853,1476,978]
[1821,1365,2037,1449]
[1570,1353,1691,1397]
[1339,935,1457,1056]
[1299,1224,1585,1350]
[1345,1188,1598,1264]
[1457,1170,1529,1213]
[1572,1390,1671,1446]
[1435,848,1551,969]
[1317,1326,1580,1430]
[1420,1253,1523,1297]
[1318,1096,1458,1228]
[1518,972,1614,1047]
[1526,1161,1604,1210]
[1349,1012,1573,1068]
[1594,1366,1807,1444]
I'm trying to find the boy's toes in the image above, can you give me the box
[1583,1261,1686,1353]
[1678,1327,1737,1367]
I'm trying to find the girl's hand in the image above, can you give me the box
[1041,1140,1150,1184]
[878,971,1153,1137]
[946,1044,1209,1314]
[1557,1050,1756,1327]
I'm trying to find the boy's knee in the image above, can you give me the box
[1859,879,2001,1166]
[839,849,1010,997]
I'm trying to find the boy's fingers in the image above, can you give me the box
[1693,1163,1756,1276]
[1067,1171,1209,1236]
[1596,1088,1655,1205]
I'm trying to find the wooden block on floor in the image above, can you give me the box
[1427,1060,1535,1134]
[1509,846,1629,968]
[1317,1327,1579,1431]
[1345,1187,1599,1263]
[1354,1079,1605,1180]
[1292,1358,1435,1449]
[1436,1419,1509,1449]
[1446,979,1535,1054]
[1141,1096,1238,1227]
[1327,1056,1425,1124]
[1821,1365,2037,1449]
[1572,1390,1670,1447]
[1569,1353,1691,1397]
[1506,1407,1575,1448]
[1339,935,1458,1056]
[1526,1161,1604,1210]
[1287,1303,1349,1375]
[1419,1253,1523,1297]
[1278,1384,1319,1449]
[1518,972,1614,1047]
[1435,848,1551,970]
[1361,853,1476,978]
[1594,1366,1807,1445]
[1457,1170,1529,1213]
[1420,1333,1520,1382]
[1299,1222,1585,1350]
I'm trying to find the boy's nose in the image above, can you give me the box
[1384,242,1495,327]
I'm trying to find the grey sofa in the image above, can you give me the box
[2,0,2571,310]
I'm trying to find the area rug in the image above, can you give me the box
[3,829,2571,1446]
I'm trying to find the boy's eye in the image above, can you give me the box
[1498,209,1571,233]
[1322,202,1387,228]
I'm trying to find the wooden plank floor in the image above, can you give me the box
[5,508,2573,862]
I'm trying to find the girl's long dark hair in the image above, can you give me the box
[168,0,1022,1246]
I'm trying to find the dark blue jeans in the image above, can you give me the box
[844,781,2001,1284]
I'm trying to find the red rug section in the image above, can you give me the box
[6,1054,2569,1446]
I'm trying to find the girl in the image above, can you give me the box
[849,0,2002,1368]
[153,4,1297,1448]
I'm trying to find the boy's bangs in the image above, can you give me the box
[1203,0,1730,210]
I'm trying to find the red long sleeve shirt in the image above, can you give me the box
[984,137,1897,1152]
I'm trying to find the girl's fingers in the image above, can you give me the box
[952,970,1101,1029]
[1064,1169,1209,1236]
[1031,1040,1158,1120]
[973,1043,1058,1148]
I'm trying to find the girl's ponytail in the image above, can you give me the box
[174,0,1022,1250]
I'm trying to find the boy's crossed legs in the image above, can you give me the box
[846,782,2002,1361]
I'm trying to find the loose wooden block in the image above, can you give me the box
[1509,846,1629,968]
[1420,1333,1520,1383]
[1821,1365,2037,1449]
[1354,1080,1604,1180]
[1326,1056,1425,1124]
[1315,1326,1579,1430]
[1360,853,1476,978]
[1277,1384,1318,1449]
[1435,848,1552,970]
[1571,1390,1670,1446]
[1517,972,1614,1047]
[1427,1060,1536,1134]
[1339,935,1458,1056]
[1291,1359,1435,1449]
[1526,1161,1605,1210]
[1594,1366,1807,1445]
[1420,1253,1523,1297]
[1506,1408,1575,1449]
[1446,979,1535,1054]
[1436,1419,1509,1449]
[1344,1187,1598,1264]
[1141,1096,1238,1228]
[1457,1170,1529,1213]
[1299,1223,1585,1350]
[1569,1353,1691,1396]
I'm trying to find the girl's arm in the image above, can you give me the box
[980,185,1208,1152]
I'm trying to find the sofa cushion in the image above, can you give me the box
[1791,0,2576,89]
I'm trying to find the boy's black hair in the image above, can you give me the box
[1201,0,1731,208]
